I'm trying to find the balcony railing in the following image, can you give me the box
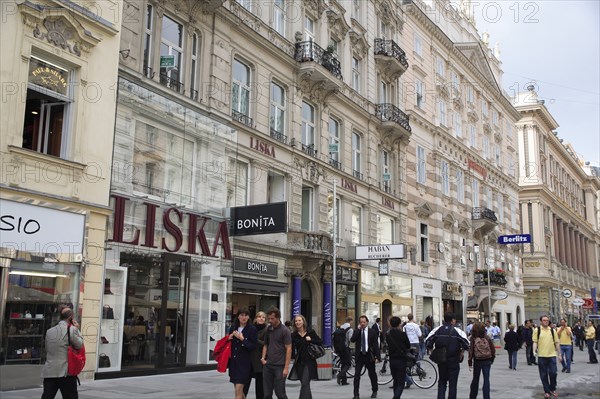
[301,143,318,157]
[294,41,342,80]
[232,110,253,128]
[353,170,363,180]
[159,72,184,93]
[270,128,287,144]
[374,38,409,69]
[329,157,342,170]
[474,271,507,287]
[375,103,412,132]
[472,207,498,222]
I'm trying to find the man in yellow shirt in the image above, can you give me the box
[557,319,572,373]
[533,315,562,398]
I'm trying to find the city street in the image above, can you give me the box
[2,346,598,399]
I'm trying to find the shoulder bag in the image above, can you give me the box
[67,325,86,377]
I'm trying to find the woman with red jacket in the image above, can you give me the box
[228,308,258,399]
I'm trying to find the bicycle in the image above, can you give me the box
[375,350,438,389]
[332,349,366,379]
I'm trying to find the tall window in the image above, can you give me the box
[145,162,156,191]
[273,0,285,36]
[328,196,340,242]
[270,82,285,134]
[301,101,315,146]
[380,20,389,39]
[495,146,501,167]
[352,132,362,178]
[438,100,446,126]
[143,4,153,77]
[483,135,489,159]
[377,214,394,244]
[190,33,199,98]
[329,117,340,164]
[420,223,429,262]
[379,81,388,103]
[508,155,515,177]
[414,34,422,57]
[227,159,248,207]
[457,169,464,203]
[415,79,424,108]
[485,186,492,208]
[441,160,449,196]
[472,179,479,207]
[351,0,360,21]
[22,57,73,158]
[497,193,504,223]
[351,204,362,245]
[382,150,391,193]
[352,57,360,92]
[267,171,285,203]
[232,59,251,116]
[511,201,517,229]
[160,15,183,87]
[469,125,476,148]
[451,71,459,93]
[454,112,462,137]
[436,56,445,76]
[301,186,313,230]
[466,85,474,104]
[492,109,499,125]
[304,17,315,41]
[482,99,488,117]
[417,146,426,184]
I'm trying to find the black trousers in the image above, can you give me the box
[41,377,78,399]
[354,352,377,396]
[338,349,352,383]
[243,372,264,399]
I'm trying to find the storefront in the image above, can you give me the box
[335,262,360,325]
[0,199,86,390]
[442,282,464,326]
[412,277,442,328]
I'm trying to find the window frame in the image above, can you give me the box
[438,100,446,126]
[270,81,286,134]
[377,214,395,244]
[414,34,422,57]
[352,131,362,176]
[419,223,429,263]
[301,101,315,146]
[160,14,184,85]
[457,169,464,203]
[143,4,153,77]
[415,79,424,108]
[441,159,449,196]
[382,149,391,193]
[232,58,251,116]
[273,0,286,36]
[472,179,480,207]
[301,186,314,231]
[417,145,426,184]
[329,117,340,163]
[351,203,363,245]
[352,56,360,92]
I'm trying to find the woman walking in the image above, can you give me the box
[386,316,411,399]
[244,311,267,399]
[585,320,598,364]
[504,324,521,370]
[468,321,495,399]
[228,308,258,399]
[290,314,323,399]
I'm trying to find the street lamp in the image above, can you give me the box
[331,178,337,331]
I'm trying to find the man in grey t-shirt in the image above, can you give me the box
[261,307,292,399]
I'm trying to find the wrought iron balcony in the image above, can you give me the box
[301,143,318,158]
[471,207,498,236]
[295,41,342,80]
[270,128,288,144]
[474,271,507,287]
[374,38,409,79]
[375,103,412,141]
[232,110,253,128]
[472,207,497,222]
[353,170,363,180]
[329,157,342,170]
[159,72,184,94]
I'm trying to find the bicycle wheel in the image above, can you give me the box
[375,358,393,385]
[409,359,438,389]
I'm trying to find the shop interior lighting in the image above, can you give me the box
[9,270,69,278]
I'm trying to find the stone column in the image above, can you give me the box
[563,223,571,269]
[581,235,588,275]
[553,217,560,264]
[574,231,581,273]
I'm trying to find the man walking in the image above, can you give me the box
[557,318,572,373]
[533,315,562,398]
[523,320,536,365]
[572,321,585,351]
[41,306,83,399]
[403,313,421,388]
[351,315,381,399]
[335,316,354,385]
[425,313,469,399]
[261,307,292,399]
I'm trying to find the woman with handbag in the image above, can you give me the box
[290,314,323,399]
[228,308,258,399]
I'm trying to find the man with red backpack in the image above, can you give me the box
[41,306,84,399]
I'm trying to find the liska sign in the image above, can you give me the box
[109,195,232,259]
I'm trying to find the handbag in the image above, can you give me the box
[98,353,111,368]
[307,343,326,360]
[213,335,231,373]
[429,346,447,364]
[67,325,86,376]
[102,305,114,319]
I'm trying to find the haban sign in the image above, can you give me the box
[109,195,232,259]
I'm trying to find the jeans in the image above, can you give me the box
[389,357,407,399]
[42,377,78,399]
[469,359,491,399]
[526,343,535,364]
[354,352,378,396]
[437,358,461,399]
[508,350,518,369]
[419,341,426,360]
[537,356,557,394]
[560,345,572,371]
[587,339,599,363]
[263,363,288,399]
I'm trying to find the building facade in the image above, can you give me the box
[515,87,600,323]
[0,0,122,389]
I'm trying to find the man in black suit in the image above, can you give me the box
[351,315,381,399]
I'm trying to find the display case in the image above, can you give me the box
[97,267,126,372]
[2,303,51,364]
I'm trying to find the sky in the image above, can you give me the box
[475,0,600,167]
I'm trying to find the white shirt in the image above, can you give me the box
[404,321,422,344]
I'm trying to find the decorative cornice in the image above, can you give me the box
[415,201,434,219]
[348,30,369,58]
[304,0,327,17]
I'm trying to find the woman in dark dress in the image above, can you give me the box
[290,314,323,399]
[244,311,267,399]
[228,308,258,399]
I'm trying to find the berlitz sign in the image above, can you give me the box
[230,202,287,236]
[233,257,278,277]
[354,244,406,260]
[497,234,531,244]
[109,195,232,259]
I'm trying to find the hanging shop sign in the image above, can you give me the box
[230,202,287,236]
[0,199,85,254]
[490,290,508,300]
[353,244,406,260]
